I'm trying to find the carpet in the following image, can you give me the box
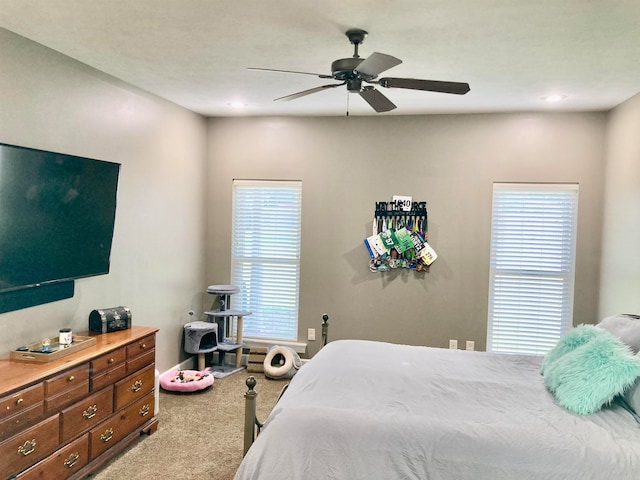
[90,372,288,480]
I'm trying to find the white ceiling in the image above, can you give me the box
[1,0,639,117]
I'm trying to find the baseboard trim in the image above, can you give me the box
[162,359,195,377]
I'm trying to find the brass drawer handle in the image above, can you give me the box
[140,343,147,350]
[108,358,115,364]
[18,439,36,456]
[139,404,150,417]
[16,398,24,405]
[64,451,80,468]
[68,375,75,382]
[100,428,114,443]
[131,380,143,392]
[83,404,98,419]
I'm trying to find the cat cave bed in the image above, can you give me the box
[160,369,214,393]
[264,345,302,380]
[183,321,219,371]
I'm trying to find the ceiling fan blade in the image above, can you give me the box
[275,82,346,102]
[379,77,470,95]
[355,52,402,77]
[248,67,333,79]
[359,87,397,112]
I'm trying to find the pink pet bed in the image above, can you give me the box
[160,369,214,392]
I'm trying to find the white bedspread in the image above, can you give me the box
[235,340,640,480]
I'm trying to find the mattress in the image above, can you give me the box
[235,339,640,479]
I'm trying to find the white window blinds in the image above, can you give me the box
[231,180,302,341]
[487,183,579,355]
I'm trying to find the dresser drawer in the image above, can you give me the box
[92,362,127,392]
[114,364,154,410]
[0,403,44,441]
[45,383,90,414]
[126,334,155,360]
[89,391,154,459]
[0,383,44,421]
[119,390,154,431]
[127,348,155,374]
[45,365,89,398]
[44,365,90,414]
[18,433,89,480]
[60,386,113,443]
[91,346,126,374]
[0,414,59,479]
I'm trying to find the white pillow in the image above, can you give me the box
[597,314,640,353]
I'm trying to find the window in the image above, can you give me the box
[231,180,302,341]
[487,183,579,355]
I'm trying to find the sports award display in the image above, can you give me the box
[364,196,437,273]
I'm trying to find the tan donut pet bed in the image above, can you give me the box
[263,345,302,379]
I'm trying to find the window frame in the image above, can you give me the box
[486,182,579,355]
[230,179,302,342]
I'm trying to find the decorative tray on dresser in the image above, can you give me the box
[0,326,159,480]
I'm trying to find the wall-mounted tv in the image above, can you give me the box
[0,142,120,299]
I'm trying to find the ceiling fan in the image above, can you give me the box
[249,28,470,113]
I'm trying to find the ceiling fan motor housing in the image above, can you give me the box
[331,57,365,80]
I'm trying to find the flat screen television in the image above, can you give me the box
[0,142,120,296]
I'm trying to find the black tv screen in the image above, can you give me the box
[0,142,120,293]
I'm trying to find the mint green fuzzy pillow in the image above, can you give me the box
[543,328,640,415]
[541,324,601,375]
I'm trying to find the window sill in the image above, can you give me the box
[243,337,307,354]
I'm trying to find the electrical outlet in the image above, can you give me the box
[449,339,458,350]
[466,340,475,351]
[308,328,316,341]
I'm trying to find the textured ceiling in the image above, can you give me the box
[1,0,639,117]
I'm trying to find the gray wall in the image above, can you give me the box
[0,29,208,372]
[2,25,625,369]
[599,92,640,316]
[206,113,606,356]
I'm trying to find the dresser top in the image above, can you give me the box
[0,326,158,396]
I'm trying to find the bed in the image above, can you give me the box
[236,321,640,479]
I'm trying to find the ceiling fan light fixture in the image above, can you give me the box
[346,77,363,92]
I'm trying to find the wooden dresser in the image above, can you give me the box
[0,326,159,480]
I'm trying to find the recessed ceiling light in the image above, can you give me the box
[541,94,567,103]
[228,101,248,109]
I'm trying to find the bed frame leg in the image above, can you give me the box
[322,313,329,347]
[243,376,258,456]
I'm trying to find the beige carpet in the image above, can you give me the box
[91,372,288,480]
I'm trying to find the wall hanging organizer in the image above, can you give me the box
[364,196,437,273]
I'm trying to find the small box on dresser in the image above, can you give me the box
[88,306,132,334]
